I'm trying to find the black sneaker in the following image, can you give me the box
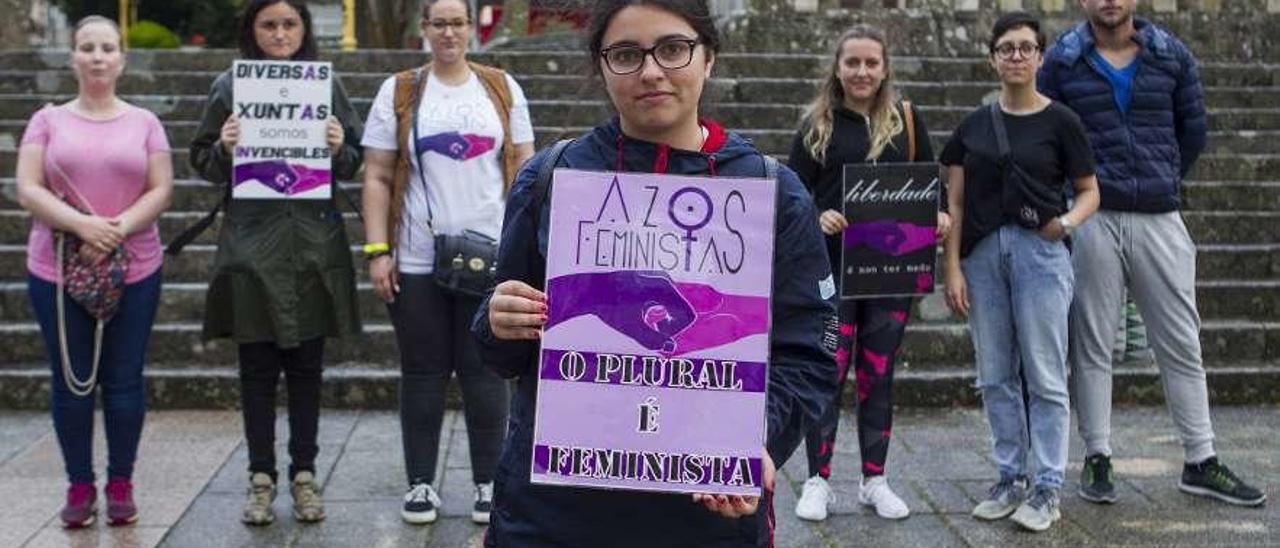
[1079,454,1118,504]
[473,482,494,524]
[1179,457,1266,507]
[402,482,440,524]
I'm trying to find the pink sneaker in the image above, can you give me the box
[60,482,97,528]
[104,477,138,526]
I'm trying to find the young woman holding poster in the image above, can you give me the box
[786,24,949,523]
[16,15,172,528]
[940,12,1100,532]
[472,1,838,545]
[188,0,363,526]
[360,0,535,526]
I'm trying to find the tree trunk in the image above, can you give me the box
[360,0,417,49]
[0,0,31,48]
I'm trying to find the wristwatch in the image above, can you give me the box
[1058,216,1076,237]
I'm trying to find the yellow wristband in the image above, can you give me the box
[362,242,390,256]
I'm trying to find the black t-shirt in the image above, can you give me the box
[788,102,935,270]
[940,101,1095,257]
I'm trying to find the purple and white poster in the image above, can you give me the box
[841,163,940,299]
[532,169,777,496]
[232,60,332,200]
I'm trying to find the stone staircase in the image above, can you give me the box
[0,48,1276,408]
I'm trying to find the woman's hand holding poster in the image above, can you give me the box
[231,60,332,200]
[533,169,776,496]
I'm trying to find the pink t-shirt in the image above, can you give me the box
[21,104,170,284]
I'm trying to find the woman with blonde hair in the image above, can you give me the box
[16,15,173,528]
[787,24,949,522]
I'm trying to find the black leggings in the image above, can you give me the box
[804,297,911,479]
[239,337,325,482]
[389,273,510,485]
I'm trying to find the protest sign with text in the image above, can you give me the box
[532,169,777,496]
[841,163,939,298]
[232,60,333,200]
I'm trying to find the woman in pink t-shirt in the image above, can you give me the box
[14,16,173,529]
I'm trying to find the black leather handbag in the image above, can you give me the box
[432,229,498,298]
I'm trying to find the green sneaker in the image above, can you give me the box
[1079,454,1118,504]
[1179,457,1266,507]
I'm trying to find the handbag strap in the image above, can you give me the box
[55,234,103,398]
[989,102,1011,161]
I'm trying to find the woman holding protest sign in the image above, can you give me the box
[472,1,837,545]
[187,0,363,526]
[16,15,172,528]
[941,12,1099,532]
[786,24,949,523]
[360,0,535,526]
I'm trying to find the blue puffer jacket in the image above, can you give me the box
[1038,18,1207,212]
[472,117,838,547]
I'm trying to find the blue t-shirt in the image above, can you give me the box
[1089,49,1139,114]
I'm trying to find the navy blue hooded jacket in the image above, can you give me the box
[472,118,838,547]
[1038,18,1207,212]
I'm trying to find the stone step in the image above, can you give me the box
[2,362,1278,409]
[5,119,1278,158]
[5,95,1280,135]
[3,50,1279,86]
[5,70,1280,110]
[2,138,1277,182]
[1,278,1274,325]
[0,319,1275,368]
[3,240,1273,283]
[0,205,1273,248]
[2,177,1275,216]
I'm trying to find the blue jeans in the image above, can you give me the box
[29,270,162,483]
[961,226,1073,489]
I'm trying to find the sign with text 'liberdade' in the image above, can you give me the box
[533,169,777,496]
[841,163,940,298]
[232,60,332,200]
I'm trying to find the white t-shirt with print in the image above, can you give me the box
[362,70,534,274]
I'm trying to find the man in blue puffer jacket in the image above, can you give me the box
[1039,0,1265,508]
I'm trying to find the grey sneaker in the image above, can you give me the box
[242,472,276,526]
[290,471,326,522]
[971,477,1026,521]
[1010,486,1062,532]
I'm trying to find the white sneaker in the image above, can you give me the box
[472,482,494,524]
[857,476,910,519]
[795,476,833,521]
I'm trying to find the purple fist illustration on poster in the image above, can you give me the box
[533,169,776,496]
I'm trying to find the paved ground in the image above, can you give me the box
[1,406,1277,547]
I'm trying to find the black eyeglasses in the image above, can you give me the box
[599,38,701,75]
[993,42,1041,60]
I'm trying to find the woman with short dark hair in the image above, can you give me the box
[941,11,1100,532]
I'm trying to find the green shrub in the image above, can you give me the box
[127,20,181,49]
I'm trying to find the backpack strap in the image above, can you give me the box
[902,100,917,162]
